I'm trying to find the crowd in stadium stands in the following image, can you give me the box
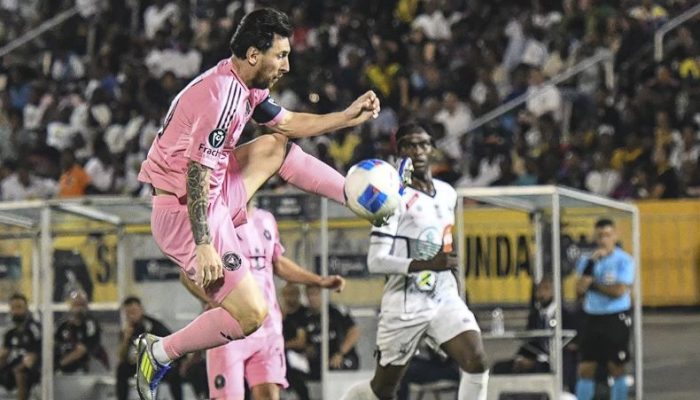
[0,0,699,202]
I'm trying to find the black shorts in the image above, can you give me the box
[0,364,40,390]
[579,311,632,364]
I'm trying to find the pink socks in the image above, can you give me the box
[161,308,245,360]
[278,143,346,205]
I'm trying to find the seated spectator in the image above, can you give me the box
[0,293,41,400]
[282,284,311,400]
[491,277,579,392]
[304,286,360,380]
[585,152,621,197]
[57,149,90,198]
[54,291,106,373]
[116,296,183,400]
[651,145,680,198]
[396,342,460,400]
[0,161,56,201]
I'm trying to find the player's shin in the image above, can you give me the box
[278,142,345,204]
[159,308,245,363]
[340,380,380,400]
[457,370,489,400]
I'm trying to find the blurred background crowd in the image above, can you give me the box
[0,0,699,202]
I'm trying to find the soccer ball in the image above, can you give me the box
[344,159,402,224]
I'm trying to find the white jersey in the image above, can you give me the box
[367,179,459,314]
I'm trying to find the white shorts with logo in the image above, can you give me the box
[375,295,481,366]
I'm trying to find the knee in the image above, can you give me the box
[370,379,398,400]
[258,133,288,161]
[463,350,488,374]
[237,302,269,336]
[607,362,625,378]
[251,384,279,400]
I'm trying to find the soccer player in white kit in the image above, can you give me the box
[343,123,489,400]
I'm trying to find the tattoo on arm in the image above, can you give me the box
[187,161,212,245]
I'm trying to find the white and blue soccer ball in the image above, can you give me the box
[344,159,402,223]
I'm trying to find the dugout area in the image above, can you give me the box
[0,186,642,399]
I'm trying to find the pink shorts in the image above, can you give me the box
[207,333,288,399]
[150,195,249,304]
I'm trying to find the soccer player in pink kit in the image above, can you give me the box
[134,8,379,400]
[182,201,345,400]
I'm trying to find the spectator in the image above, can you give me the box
[143,0,179,40]
[54,291,106,373]
[83,141,114,194]
[304,286,360,380]
[651,145,680,198]
[491,156,518,186]
[0,293,41,400]
[491,277,579,392]
[57,149,90,198]
[282,284,311,400]
[116,296,183,400]
[0,161,56,201]
[411,0,452,41]
[586,152,621,196]
[611,134,644,171]
[435,91,472,159]
[526,68,562,121]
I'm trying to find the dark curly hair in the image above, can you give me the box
[230,8,293,58]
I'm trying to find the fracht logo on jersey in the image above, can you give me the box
[198,129,227,159]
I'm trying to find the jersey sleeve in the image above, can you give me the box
[252,91,287,127]
[28,321,42,353]
[185,81,238,169]
[615,254,635,285]
[366,204,412,275]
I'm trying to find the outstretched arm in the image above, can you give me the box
[274,256,345,292]
[271,91,380,138]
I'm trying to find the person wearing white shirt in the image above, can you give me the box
[411,0,451,41]
[435,92,472,159]
[585,154,621,197]
[143,0,179,39]
[526,68,562,121]
[1,165,57,201]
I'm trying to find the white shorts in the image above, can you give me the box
[375,296,480,366]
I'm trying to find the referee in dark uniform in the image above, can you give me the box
[575,219,635,400]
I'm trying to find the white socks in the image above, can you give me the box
[458,370,489,400]
[341,380,380,400]
[151,340,172,366]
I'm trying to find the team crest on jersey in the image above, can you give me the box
[245,100,252,116]
[222,252,242,271]
[214,374,226,389]
[263,229,272,240]
[415,271,437,292]
[208,129,226,148]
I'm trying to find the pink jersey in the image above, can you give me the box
[138,58,287,200]
[237,207,285,338]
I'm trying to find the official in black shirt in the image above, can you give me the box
[282,284,311,400]
[304,286,360,380]
[54,291,104,373]
[116,296,183,400]
[0,293,41,400]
